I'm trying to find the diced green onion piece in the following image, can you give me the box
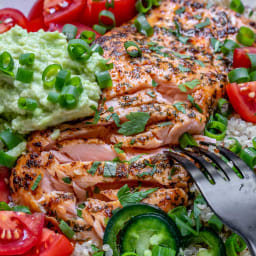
[18,97,38,111]
[240,147,256,169]
[214,113,228,126]
[217,98,232,117]
[249,70,256,81]
[135,0,152,14]
[152,246,176,256]
[229,0,244,14]
[221,39,240,56]
[95,70,112,89]
[253,137,256,149]
[121,253,137,256]
[134,15,154,37]
[31,174,42,191]
[0,129,23,150]
[47,91,59,103]
[0,51,14,71]
[105,0,114,8]
[42,64,62,89]
[59,85,80,109]
[80,30,96,44]
[0,151,17,168]
[19,53,35,66]
[16,67,33,83]
[228,68,250,83]
[55,69,71,91]
[93,24,107,35]
[91,44,104,55]
[68,39,91,61]
[225,234,246,256]
[204,121,226,141]
[68,76,83,95]
[99,10,116,29]
[59,220,75,239]
[208,215,223,233]
[236,26,255,47]
[99,59,114,71]
[179,132,198,149]
[62,24,78,40]
[124,41,142,58]
[225,137,242,154]
[247,53,256,69]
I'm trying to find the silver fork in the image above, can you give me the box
[165,144,256,256]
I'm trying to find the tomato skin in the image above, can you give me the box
[28,0,44,21]
[233,47,256,69]
[23,228,74,256]
[0,8,28,34]
[227,82,256,123]
[0,212,44,255]
[28,17,48,32]
[43,0,86,26]
[83,0,137,27]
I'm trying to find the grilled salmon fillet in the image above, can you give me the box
[10,0,256,241]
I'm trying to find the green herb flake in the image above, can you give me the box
[118,112,150,136]
[103,162,117,177]
[178,36,189,44]
[178,65,191,73]
[130,138,136,145]
[187,95,203,113]
[194,15,202,20]
[178,79,200,92]
[90,105,100,125]
[77,209,82,218]
[31,174,42,191]
[137,165,157,177]
[114,142,124,154]
[157,121,173,127]
[175,6,185,14]
[62,177,72,184]
[147,90,156,98]
[206,2,213,9]
[173,102,186,114]
[152,80,158,87]
[129,154,143,164]
[194,60,205,67]
[210,37,222,53]
[0,202,11,211]
[0,202,31,214]
[195,18,210,29]
[88,161,101,175]
[112,113,121,127]
[172,51,192,59]
[107,106,114,112]
[59,220,75,239]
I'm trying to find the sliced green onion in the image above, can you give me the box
[179,132,198,149]
[31,174,42,191]
[249,70,256,81]
[62,24,78,40]
[93,24,107,35]
[121,253,137,256]
[225,137,242,154]
[68,39,91,61]
[91,44,104,55]
[99,10,116,29]
[95,70,112,89]
[228,68,250,83]
[229,0,244,14]
[59,220,75,239]
[134,15,154,37]
[18,97,38,111]
[80,30,96,44]
[236,26,255,47]
[19,53,35,66]
[0,51,14,71]
[0,151,17,168]
[225,234,246,256]
[152,0,161,6]
[214,113,228,126]
[124,41,142,58]
[152,246,176,256]
[135,0,152,14]
[221,39,240,56]
[16,67,34,83]
[68,76,83,95]
[240,147,256,169]
[0,129,23,150]
[55,69,71,91]
[59,85,80,109]
[99,59,114,71]
[42,64,62,89]
[217,98,232,117]
[208,215,223,233]
[253,137,256,149]
[204,121,226,141]
[247,53,256,70]
[47,91,59,103]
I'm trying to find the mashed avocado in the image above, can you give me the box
[0,26,105,134]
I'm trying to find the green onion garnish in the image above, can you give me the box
[19,53,35,66]
[228,68,250,83]
[18,97,38,111]
[124,41,142,58]
[134,15,154,37]
[16,67,34,83]
[59,85,80,109]
[0,51,14,72]
[95,70,113,89]
[68,76,83,93]
[247,53,256,69]
[240,147,256,169]
[221,39,240,56]
[99,10,116,29]
[91,44,104,55]
[225,137,242,154]
[204,121,226,140]
[195,18,210,29]
[217,98,232,117]
[80,30,96,44]
[0,129,23,150]
[42,64,62,89]
[252,137,256,149]
[62,177,72,184]
[152,246,176,256]
[31,174,42,191]
[0,151,17,168]
[237,26,256,47]
[62,24,78,41]
[135,0,152,14]
[59,220,75,239]
[214,113,228,126]
[55,69,71,91]
[47,91,59,103]
[93,24,107,35]
[225,234,246,256]
[208,215,223,233]
[229,0,244,14]
[179,132,198,149]
[68,39,91,61]
[249,70,256,81]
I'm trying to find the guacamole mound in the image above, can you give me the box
[0,26,105,134]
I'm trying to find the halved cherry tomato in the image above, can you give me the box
[0,211,44,255]
[233,47,256,69]
[227,82,256,123]
[23,228,74,256]
[0,167,10,203]
[43,0,86,26]
[0,8,28,33]
[83,0,137,27]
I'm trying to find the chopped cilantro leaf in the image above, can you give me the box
[152,79,158,87]
[178,65,191,73]
[172,51,192,59]
[88,161,101,175]
[62,177,72,184]
[147,90,156,98]
[187,95,203,113]
[194,15,202,20]
[137,165,157,177]
[210,37,223,53]
[112,113,121,127]
[158,121,173,127]
[178,79,200,92]
[129,154,144,164]
[103,162,117,177]
[178,36,189,44]
[194,59,205,67]
[195,18,210,29]
[175,6,185,14]
[31,174,42,191]
[107,106,114,112]
[173,102,186,114]
[90,105,100,124]
[114,142,124,154]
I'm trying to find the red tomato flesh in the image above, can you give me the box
[0,8,28,33]
[233,47,256,69]
[227,82,256,123]
[83,0,137,27]
[0,212,44,255]
[43,0,86,26]
[23,228,74,256]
